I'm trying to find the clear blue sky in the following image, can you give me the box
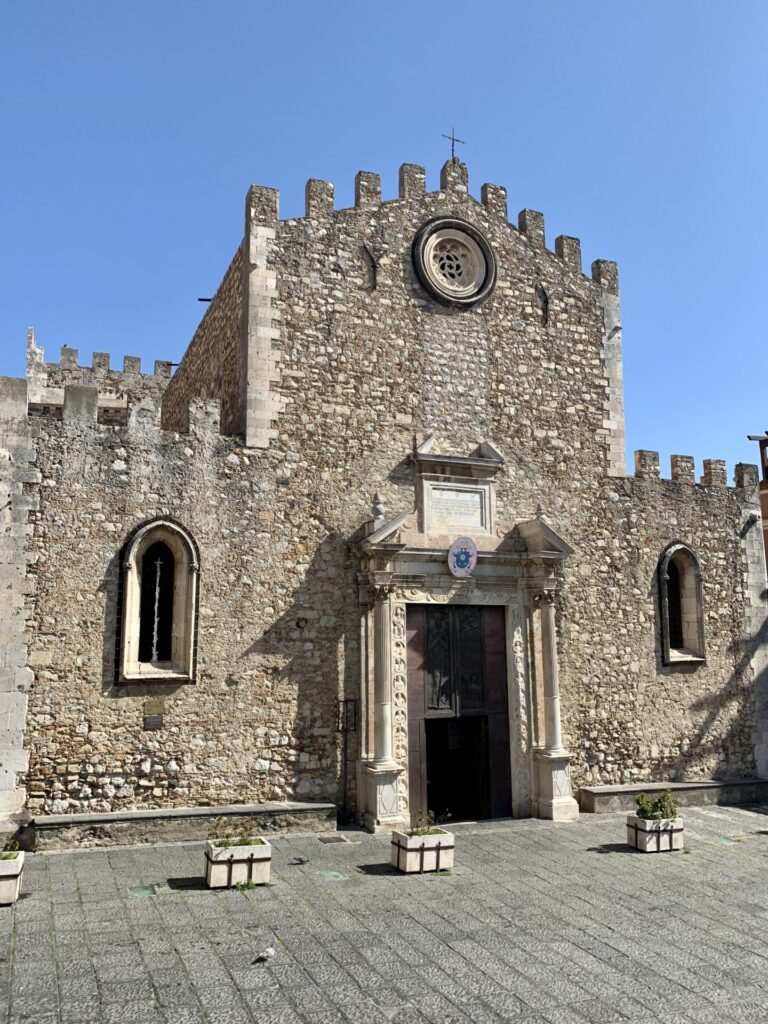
[2,2,766,477]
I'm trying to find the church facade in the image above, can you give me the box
[1,159,767,831]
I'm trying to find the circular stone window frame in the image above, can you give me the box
[412,217,497,308]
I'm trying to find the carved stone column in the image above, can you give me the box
[362,584,404,832]
[533,590,579,822]
[373,588,394,766]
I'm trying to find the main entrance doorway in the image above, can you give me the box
[405,604,512,822]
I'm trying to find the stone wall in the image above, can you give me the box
[0,378,38,815]
[14,159,768,817]
[161,247,243,436]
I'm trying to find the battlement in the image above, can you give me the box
[25,328,173,423]
[0,375,222,440]
[246,160,617,292]
[632,450,758,490]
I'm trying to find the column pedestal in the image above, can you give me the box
[362,762,405,833]
[535,749,579,821]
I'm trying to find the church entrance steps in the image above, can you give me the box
[21,800,336,852]
[579,778,768,814]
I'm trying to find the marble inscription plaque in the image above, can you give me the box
[430,487,484,530]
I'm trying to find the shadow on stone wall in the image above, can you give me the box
[244,531,361,816]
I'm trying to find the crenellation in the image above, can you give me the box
[702,459,727,487]
[305,178,334,217]
[555,235,582,274]
[634,449,660,479]
[354,171,381,209]
[518,209,545,247]
[398,163,426,199]
[735,463,760,490]
[154,360,172,378]
[123,356,141,374]
[92,352,110,373]
[440,158,468,193]
[592,259,619,294]
[60,346,78,368]
[480,183,508,220]
[247,184,279,228]
[671,454,696,484]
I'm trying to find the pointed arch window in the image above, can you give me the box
[119,519,199,682]
[658,543,705,665]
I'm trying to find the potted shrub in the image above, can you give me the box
[205,818,272,889]
[626,789,683,853]
[0,841,24,905]
[391,811,454,874]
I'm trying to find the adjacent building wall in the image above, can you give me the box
[161,248,243,436]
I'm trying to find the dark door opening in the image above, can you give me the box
[425,716,490,822]
[407,604,512,823]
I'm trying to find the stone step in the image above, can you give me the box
[24,800,337,851]
[579,778,768,813]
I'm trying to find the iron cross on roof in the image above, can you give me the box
[442,127,465,162]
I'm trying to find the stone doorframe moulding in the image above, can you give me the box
[356,505,580,831]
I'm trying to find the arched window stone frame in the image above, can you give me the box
[118,518,200,683]
[658,542,705,665]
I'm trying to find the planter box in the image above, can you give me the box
[0,852,24,905]
[390,829,454,873]
[204,839,271,888]
[626,814,683,853]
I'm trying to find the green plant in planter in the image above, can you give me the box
[635,789,680,821]
[208,817,265,848]
[407,809,452,837]
[0,839,19,862]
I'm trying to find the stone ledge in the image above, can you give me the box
[23,801,337,851]
[579,778,768,814]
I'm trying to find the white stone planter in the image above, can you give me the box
[390,828,454,873]
[0,852,24,904]
[626,814,683,853]
[204,839,271,888]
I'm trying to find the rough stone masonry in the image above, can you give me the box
[0,158,766,827]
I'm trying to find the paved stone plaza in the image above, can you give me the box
[7,806,768,1024]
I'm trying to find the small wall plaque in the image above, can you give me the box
[143,698,165,731]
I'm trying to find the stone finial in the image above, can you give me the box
[735,463,760,490]
[634,450,660,479]
[440,159,468,194]
[246,184,279,228]
[398,163,426,199]
[305,179,334,217]
[555,235,582,274]
[671,455,695,485]
[591,259,619,294]
[702,459,727,487]
[518,209,545,247]
[372,492,385,523]
[355,171,381,209]
[481,183,508,220]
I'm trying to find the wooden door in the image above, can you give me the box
[406,604,512,822]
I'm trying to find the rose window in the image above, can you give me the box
[412,219,496,307]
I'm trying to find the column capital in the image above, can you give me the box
[533,589,556,608]
[370,583,396,605]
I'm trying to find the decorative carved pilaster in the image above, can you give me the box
[532,589,565,755]
[390,600,409,815]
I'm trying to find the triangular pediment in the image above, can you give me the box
[515,515,574,559]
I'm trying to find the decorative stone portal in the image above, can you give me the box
[355,442,580,832]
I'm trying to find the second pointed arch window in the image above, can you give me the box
[658,543,705,665]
